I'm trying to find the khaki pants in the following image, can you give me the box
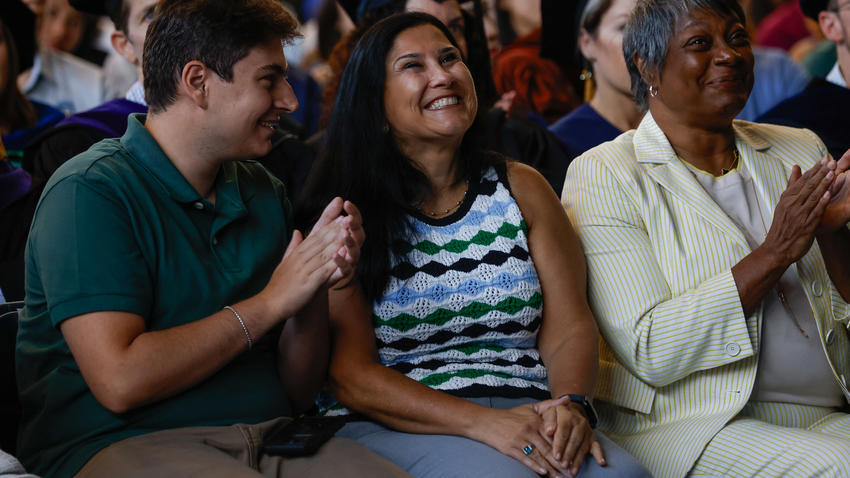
[74,418,410,478]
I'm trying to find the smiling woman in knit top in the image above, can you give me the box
[298,11,649,478]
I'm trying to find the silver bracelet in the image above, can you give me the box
[224,305,253,349]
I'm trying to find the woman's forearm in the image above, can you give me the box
[731,244,790,317]
[277,289,330,413]
[331,358,494,438]
[539,313,598,398]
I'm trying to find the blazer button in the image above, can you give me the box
[826,329,835,345]
[811,280,824,297]
[725,343,741,356]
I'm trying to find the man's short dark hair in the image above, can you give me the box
[111,0,131,33]
[143,0,300,114]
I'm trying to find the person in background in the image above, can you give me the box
[300,11,651,478]
[548,0,642,162]
[490,24,580,125]
[15,1,410,477]
[0,17,63,155]
[0,17,62,302]
[755,0,812,51]
[564,0,850,476]
[758,0,850,159]
[735,0,811,121]
[36,0,85,54]
[736,42,810,120]
[18,0,106,114]
[21,0,154,183]
[0,135,35,302]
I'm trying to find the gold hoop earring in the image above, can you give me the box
[580,69,596,102]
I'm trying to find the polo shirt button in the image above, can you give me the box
[825,328,835,345]
[811,280,823,297]
[212,237,218,246]
[724,342,741,357]
[193,201,204,210]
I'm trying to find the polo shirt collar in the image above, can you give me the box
[120,114,247,219]
[826,62,848,88]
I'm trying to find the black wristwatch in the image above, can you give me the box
[560,394,598,429]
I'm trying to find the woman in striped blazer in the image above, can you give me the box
[563,0,850,476]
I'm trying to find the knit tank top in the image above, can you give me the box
[373,165,548,399]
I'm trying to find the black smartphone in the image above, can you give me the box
[262,416,345,457]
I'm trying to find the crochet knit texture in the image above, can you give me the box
[373,166,548,399]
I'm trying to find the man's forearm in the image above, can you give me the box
[61,299,279,414]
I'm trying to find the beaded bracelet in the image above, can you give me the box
[224,305,253,349]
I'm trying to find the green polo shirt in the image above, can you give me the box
[16,114,293,478]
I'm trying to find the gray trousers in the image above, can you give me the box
[337,396,652,478]
[74,417,410,478]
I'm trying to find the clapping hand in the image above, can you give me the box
[764,157,834,265]
[819,149,850,233]
[307,198,365,289]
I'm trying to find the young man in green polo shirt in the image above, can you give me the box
[14,1,408,477]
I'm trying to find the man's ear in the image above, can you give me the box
[819,11,846,44]
[110,30,138,65]
[181,61,209,108]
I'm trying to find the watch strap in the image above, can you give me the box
[559,393,598,429]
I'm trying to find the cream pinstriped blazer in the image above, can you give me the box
[562,113,850,478]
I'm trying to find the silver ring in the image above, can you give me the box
[522,444,534,455]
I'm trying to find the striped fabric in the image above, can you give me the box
[562,112,850,478]
[691,401,850,476]
[372,166,549,400]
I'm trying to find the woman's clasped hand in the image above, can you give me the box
[470,395,604,477]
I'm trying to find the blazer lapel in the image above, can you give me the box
[634,114,749,250]
[736,123,786,222]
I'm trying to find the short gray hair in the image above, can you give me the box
[622,0,746,110]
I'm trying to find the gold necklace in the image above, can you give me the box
[721,148,740,175]
[748,172,809,338]
[417,180,469,217]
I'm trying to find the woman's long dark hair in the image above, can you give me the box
[298,12,500,303]
[0,19,36,135]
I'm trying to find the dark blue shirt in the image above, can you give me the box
[548,103,622,160]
